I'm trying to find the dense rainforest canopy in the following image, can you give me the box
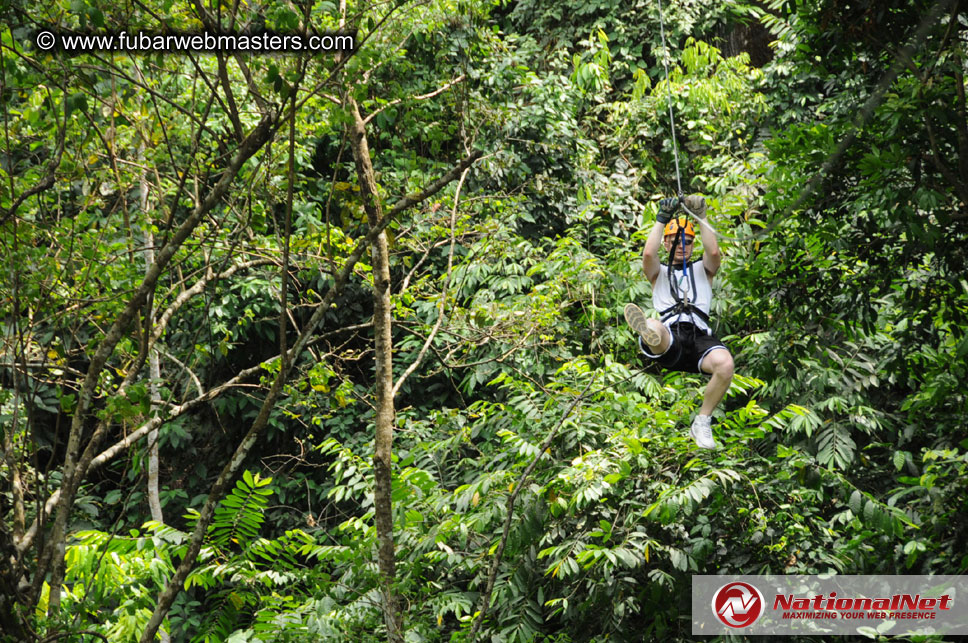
[2,0,967,640]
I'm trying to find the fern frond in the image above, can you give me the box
[209,470,273,550]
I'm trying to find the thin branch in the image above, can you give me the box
[188,0,259,129]
[217,55,245,141]
[182,51,234,144]
[41,630,110,643]
[230,53,270,112]
[73,59,223,145]
[155,344,204,400]
[293,0,424,115]
[386,151,483,219]
[442,326,537,370]
[393,168,468,396]
[280,90,297,372]
[307,321,373,349]
[399,234,455,293]
[0,123,66,225]
[151,259,277,347]
[363,75,466,125]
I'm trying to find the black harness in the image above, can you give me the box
[659,228,710,356]
[661,228,709,327]
[660,298,710,325]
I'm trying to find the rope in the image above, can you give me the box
[680,200,720,236]
[655,0,709,319]
[656,0,683,198]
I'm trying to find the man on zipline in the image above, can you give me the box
[624,195,734,449]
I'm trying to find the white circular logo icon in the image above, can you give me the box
[712,581,765,628]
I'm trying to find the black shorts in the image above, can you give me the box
[639,322,728,374]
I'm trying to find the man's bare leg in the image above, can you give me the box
[698,348,734,415]
[688,348,735,449]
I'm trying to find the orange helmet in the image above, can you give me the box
[663,216,695,237]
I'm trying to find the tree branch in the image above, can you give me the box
[151,259,277,347]
[950,60,968,184]
[755,0,957,239]
[925,117,968,206]
[0,136,65,225]
[217,53,245,141]
[386,150,483,219]
[393,167,469,396]
[363,75,466,125]
[15,351,269,556]
[0,89,67,226]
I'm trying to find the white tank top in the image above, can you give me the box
[652,260,713,332]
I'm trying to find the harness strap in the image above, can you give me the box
[659,302,710,325]
[662,258,703,322]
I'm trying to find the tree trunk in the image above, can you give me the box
[146,331,164,524]
[140,145,165,528]
[1,392,27,640]
[346,95,404,642]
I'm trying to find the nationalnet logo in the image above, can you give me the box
[773,591,952,621]
[694,575,968,636]
[712,581,765,628]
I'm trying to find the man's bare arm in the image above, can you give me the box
[699,218,721,278]
[643,221,665,286]
[682,195,721,279]
[645,197,679,285]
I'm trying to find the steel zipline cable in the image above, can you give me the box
[656,0,721,237]
[656,0,683,200]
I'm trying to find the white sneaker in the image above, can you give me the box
[690,415,717,449]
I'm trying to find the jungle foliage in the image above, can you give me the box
[2,0,967,641]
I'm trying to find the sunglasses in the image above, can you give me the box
[665,237,695,246]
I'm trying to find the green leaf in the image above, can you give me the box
[893,450,906,471]
[848,489,862,514]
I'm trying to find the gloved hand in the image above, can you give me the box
[683,194,707,220]
[657,197,679,224]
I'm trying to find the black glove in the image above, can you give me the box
[683,194,707,220]
[656,197,679,224]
